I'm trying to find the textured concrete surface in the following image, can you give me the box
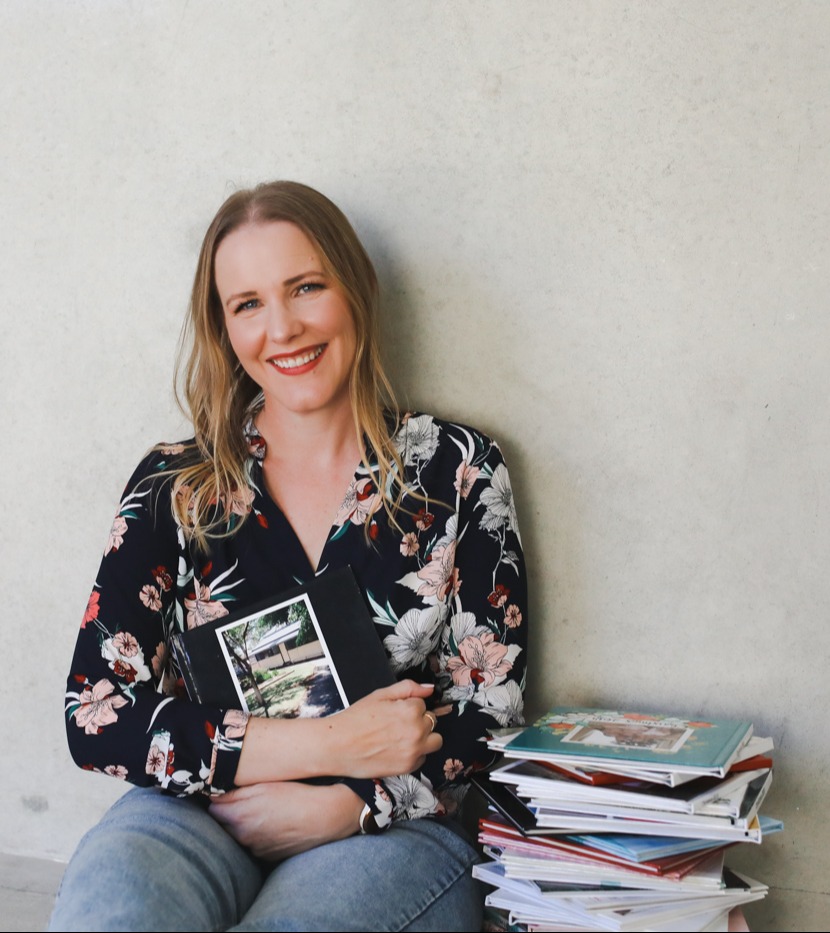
[0,854,65,933]
[2,3,828,931]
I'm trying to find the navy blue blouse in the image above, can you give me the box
[64,413,527,824]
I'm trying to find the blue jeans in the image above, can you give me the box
[48,787,483,932]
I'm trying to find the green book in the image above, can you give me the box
[503,707,753,778]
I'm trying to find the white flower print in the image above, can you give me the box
[471,680,525,727]
[384,773,442,820]
[443,610,484,650]
[395,414,440,466]
[383,607,444,672]
[478,463,520,540]
[440,682,477,704]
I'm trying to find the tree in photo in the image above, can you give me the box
[222,609,286,717]
[292,601,315,648]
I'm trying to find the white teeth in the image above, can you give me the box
[270,346,324,369]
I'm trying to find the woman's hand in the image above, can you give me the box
[234,680,450,786]
[329,680,450,778]
[209,781,364,860]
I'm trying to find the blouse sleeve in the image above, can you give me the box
[63,448,249,797]
[371,423,528,824]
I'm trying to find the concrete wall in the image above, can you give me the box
[2,2,827,929]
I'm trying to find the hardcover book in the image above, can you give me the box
[171,566,394,717]
[503,707,753,778]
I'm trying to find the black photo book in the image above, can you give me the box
[171,566,394,718]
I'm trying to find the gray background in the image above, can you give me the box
[1,2,827,930]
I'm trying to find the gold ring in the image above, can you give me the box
[425,711,438,733]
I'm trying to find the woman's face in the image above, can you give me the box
[215,221,357,422]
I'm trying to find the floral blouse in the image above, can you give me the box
[64,412,527,824]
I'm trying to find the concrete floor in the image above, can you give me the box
[0,854,65,933]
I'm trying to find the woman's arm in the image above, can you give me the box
[233,679,443,785]
[64,449,253,795]
[65,448,449,799]
[208,781,365,859]
[373,420,528,821]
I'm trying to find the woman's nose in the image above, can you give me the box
[265,299,303,343]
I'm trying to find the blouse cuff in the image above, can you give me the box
[205,708,250,796]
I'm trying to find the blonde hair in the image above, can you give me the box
[172,181,403,546]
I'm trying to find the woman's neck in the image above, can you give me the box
[254,402,362,469]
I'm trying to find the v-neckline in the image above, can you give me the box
[244,414,387,575]
[257,461,360,575]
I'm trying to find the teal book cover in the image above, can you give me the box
[505,707,752,775]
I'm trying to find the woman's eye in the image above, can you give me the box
[296,282,323,296]
[236,298,259,313]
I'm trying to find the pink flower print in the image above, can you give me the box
[504,604,523,628]
[75,679,128,735]
[82,591,100,628]
[159,443,186,455]
[445,567,461,601]
[112,632,139,658]
[447,633,514,688]
[454,460,480,499]
[222,709,249,740]
[184,582,229,629]
[226,485,254,517]
[139,585,162,612]
[105,515,128,555]
[444,757,465,781]
[335,477,382,527]
[400,532,420,557]
[101,634,151,685]
[487,584,510,608]
[413,540,460,602]
[145,744,166,775]
[104,765,128,779]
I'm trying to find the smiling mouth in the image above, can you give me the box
[268,345,326,371]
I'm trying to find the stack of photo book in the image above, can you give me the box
[472,706,782,932]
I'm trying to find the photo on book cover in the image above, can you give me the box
[562,720,692,754]
[214,592,347,719]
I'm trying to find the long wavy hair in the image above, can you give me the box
[171,181,403,546]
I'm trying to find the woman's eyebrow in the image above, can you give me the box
[283,268,325,286]
[224,269,327,307]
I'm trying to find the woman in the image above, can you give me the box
[54,181,527,931]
